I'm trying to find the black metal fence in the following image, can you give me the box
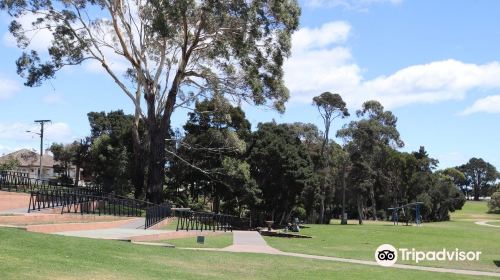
[26,187,148,217]
[2,171,256,231]
[0,170,102,195]
[145,202,172,228]
[0,171,151,217]
[174,210,243,232]
[61,194,147,217]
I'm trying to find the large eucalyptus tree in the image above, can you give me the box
[0,0,300,202]
[312,92,348,223]
[337,100,403,223]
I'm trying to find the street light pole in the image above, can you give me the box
[34,120,51,179]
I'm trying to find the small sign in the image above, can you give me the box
[197,236,205,244]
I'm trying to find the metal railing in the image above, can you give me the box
[2,171,254,231]
[61,193,147,217]
[2,171,149,217]
[0,170,102,195]
[174,210,240,232]
[145,202,172,228]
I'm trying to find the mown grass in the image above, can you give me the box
[265,201,500,272]
[160,233,233,248]
[450,200,500,221]
[1,228,491,280]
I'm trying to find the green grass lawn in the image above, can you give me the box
[0,228,495,280]
[450,200,500,221]
[160,233,233,248]
[485,221,500,226]
[265,201,500,273]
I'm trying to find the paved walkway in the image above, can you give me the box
[221,231,280,253]
[475,220,500,228]
[119,217,146,229]
[54,228,171,240]
[0,207,28,214]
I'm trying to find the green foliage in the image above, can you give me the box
[458,158,498,200]
[88,134,131,194]
[337,101,404,222]
[83,110,142,195]
[168,98,257,214]
[0,156,19,171]
[312,92,349,149]
[488,191,500,212]
[0,0,301,203]
[49,141,90,185]
[438,167,467,195]
[311,92,349,223]
[248,122,314,223]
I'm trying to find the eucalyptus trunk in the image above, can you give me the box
[146,124,167,204]
[131,117,145,199]
[357,194,364,225]
[144,89,172,204]
[369,185,377,220]
[319,191,326,224]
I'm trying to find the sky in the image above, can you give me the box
[0,0,499,169]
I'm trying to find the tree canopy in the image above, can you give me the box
[458,158,499,201]
[0,0,301,202]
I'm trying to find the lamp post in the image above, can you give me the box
[27,120,51,179]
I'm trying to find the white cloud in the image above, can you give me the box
[292,21,351,51]
[0,122,73,143]
[0,76,20,100]
[285,21,500,110]
[460,95,500,115]
[305,0,402,10]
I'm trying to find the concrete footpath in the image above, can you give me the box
[221,231,280,253]
[475,220,500,228]
[55,228,170,240]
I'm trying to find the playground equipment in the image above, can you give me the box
[388,202,423,226]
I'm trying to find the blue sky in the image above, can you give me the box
[0,0,499,169]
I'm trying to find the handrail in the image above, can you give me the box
[0,170,102,195]
[145,202,172,229]
[173,209,248,232]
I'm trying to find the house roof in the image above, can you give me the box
[0,149,56,167]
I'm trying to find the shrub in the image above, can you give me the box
[488,192,500,212]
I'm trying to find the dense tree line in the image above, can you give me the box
[163,96,475,223]
[50,94,498,223]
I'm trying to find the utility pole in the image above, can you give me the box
[34,120,51,179]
